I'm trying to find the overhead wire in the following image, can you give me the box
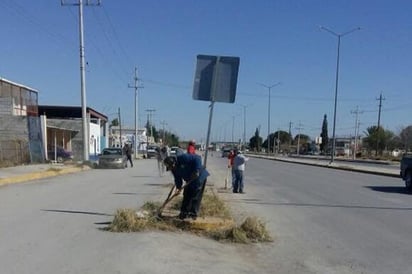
[1,0,78,54]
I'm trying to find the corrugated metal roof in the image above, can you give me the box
[0,77,39,93]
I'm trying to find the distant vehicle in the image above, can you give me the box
[170,146,184,156]
[98,148,127,169]
[146,145,159,159]
[221,147,232,158]
[335,148,345,156]
[400,154,412,190]
[47,146,73,163]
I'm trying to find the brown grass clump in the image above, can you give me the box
[108,206,177,233]
[210,217,273,244]
[199,191,231,218]
[170,190,231,218]
[107,193,273,244]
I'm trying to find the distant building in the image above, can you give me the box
[332,136,363,157]
[38,105,108,161]
[0,77,43,164]
[109,125,148,153]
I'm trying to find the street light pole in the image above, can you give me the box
[320,26,360,163]
[128,67,143,158]
[258,82,281,155]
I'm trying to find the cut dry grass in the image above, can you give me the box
[208,216,273,243]
[107,190,273,244]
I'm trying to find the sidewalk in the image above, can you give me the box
[0,163,90,186]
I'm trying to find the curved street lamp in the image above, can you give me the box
[258,82,281,155]
[320,26,361,163]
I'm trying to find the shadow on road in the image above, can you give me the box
[41,209,113,216]
[365,186,412,195]
[229,200,412,210]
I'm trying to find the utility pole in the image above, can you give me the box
[128,67,143,158]
[376,92,385,128]
[295,122,303,155]
[288,121,293,154]
[61,0,101,161]
[376,92,385,156]
[118,107,122,147]
[277,128,281,154]
[146,109,156,141]
[351,106,363,159]
[160,120,168,144]
[242,105,247,150]
[231,116,235,144]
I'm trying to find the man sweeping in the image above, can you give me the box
[163,153,209,220]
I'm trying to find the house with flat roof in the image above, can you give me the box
[0,77,43,165]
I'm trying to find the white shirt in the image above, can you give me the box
[233,154,249,171]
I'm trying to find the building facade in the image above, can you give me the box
[0,78,43,165]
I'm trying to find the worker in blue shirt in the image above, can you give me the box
[163,153,209,220]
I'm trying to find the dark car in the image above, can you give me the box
[400,154,412,190]
[98,148,127,169]
[47,146,73,163]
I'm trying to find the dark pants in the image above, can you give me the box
[180,179,206,218]
[233,169,244,193]
[126,155,133,167]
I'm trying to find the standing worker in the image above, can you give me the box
[187,140,196,154]
[227,149,236,189]
[233,149,249,193]
[163,154,209,220]
[123,143,133,168]
[156,145,169,176]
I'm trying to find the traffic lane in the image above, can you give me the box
[232,158,412,274]
[0,158,272,274]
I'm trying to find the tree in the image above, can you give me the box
[363,126,394,156]
[400,125,412,151]
[249,127,263,152]
[320,114,329,153]
[110,118,119,127]
[293,134,310,154]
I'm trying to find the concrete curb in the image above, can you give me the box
[0,165,91,186]
[248,155,400,178]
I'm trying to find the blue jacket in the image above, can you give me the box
[171,153,209,190]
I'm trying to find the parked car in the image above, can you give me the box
[170,146,184,156]
[146,145,159,159]
[221,147,232,158]
[400,154,412,190]
[47,146,73,163]
[98,148,127,169]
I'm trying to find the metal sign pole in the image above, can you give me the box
[203,56,220,168]
[203,101,215,168]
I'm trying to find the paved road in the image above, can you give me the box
[0,155,409,274]
[0,157,273,274]
[217,155,412,274]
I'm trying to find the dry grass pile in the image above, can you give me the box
[170,190,231,218]
[210,216,273,244]
[108,193,273,244]
[108,202,176,232]
[199,191,231,218]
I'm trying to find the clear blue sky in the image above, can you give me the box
[1,0,411,144]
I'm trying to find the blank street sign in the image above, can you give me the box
[192,55,240,103]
